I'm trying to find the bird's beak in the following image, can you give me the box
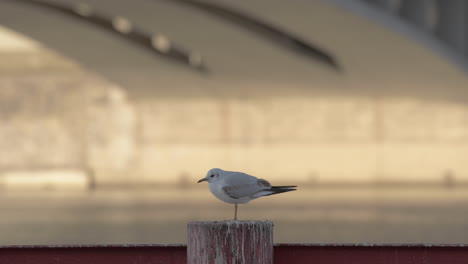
[197,178,207,183]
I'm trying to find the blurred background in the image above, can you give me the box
[1,0,468,245]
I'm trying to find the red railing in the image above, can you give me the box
[1,244,468,264]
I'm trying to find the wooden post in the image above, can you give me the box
[187,221,273,264]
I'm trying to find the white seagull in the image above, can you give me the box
[197,168,297,220]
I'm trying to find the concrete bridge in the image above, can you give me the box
[0,0,467,188]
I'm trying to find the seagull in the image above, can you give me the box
[197,168,297,220]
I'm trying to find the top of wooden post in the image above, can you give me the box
[189,220,273,226]
[187,220,274,264]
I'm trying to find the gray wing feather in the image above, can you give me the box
[222,176,271,199]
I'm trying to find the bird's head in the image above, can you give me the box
[197,168,223,183]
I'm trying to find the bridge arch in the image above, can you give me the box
[0,0,468,185]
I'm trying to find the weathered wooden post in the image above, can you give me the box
[187,221,273,264]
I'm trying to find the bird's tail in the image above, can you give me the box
[252,185,297,198]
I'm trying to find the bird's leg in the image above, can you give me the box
[234,203,238,220]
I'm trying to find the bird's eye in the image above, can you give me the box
[210,175,214,178]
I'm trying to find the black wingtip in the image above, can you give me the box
[266,186,298,196]
[264,188,297,196]
[272,185,297,189]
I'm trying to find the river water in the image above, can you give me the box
[1,186,468,245]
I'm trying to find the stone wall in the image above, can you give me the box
[0,54,136,184]
[1,48,468,185]
[134,96,468,183]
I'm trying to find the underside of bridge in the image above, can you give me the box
[0,0,467,187]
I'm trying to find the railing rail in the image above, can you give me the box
[1,243,468,264]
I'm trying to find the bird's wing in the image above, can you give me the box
[222,177,271,199]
